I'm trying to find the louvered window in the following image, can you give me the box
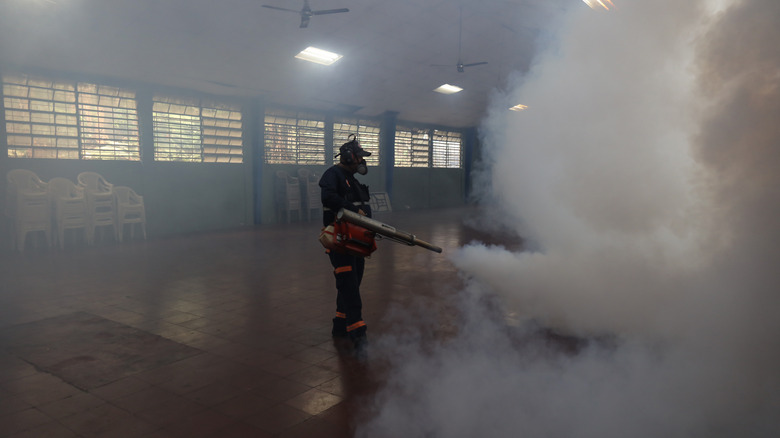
[264,110,326,164]
[78,83,140,160]
[153,95,243,163]
[2,74,139,160]
[432,129,462,168]
[332,118,380,165]
[202,102,243,163]
[394,126,430,167]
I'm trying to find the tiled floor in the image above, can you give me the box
[0,207,498,437]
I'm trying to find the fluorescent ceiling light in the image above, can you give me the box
[583,0,615,10]
[509,104,528,111]
[433,84,463,95]
[295,46,343,65]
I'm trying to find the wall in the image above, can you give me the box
[0,74,474,251]
[0,159,253,245]
[1,159,467,253]
[258,162,389,224]
[392,168,464,210]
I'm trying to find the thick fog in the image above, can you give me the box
[358,0,780,437]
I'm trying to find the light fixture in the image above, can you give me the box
[433,84,463,94]
[509,104,528,111]
[582,0,615,10]
[294,46,343,65]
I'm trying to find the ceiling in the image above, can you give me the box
[0,0,573,128]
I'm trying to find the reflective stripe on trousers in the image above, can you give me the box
[329,251,366,336]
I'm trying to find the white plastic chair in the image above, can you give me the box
[6,169,51,251]
[274,171,302,223]
[297,169,321,221]
[47,177,88,249]
[114,186,146,242]
[77,171,116,244]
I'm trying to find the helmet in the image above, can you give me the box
[338,134,371,165]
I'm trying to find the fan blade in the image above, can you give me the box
[262,5,300,13]
[311,8,349,15]
[462,62,488,67]
[205,80,238,88]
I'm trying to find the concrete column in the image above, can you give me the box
[380,111,398,199]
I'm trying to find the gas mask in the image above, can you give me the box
[338,134,371,175]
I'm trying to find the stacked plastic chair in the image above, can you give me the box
[5,169,51,251]
[274,171,302,223]
[77,172,117,244]
[114,186,146,242]
[297,169,321,221]
[47,177,88,249]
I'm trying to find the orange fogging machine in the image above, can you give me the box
[319,208,443,257]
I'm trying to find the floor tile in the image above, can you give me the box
[159,409,236,438]
[0,407,55,437]
[110,386,182,413]
[205,421,273,438]
[286,346,336,365]
[285,388,343,416]
[243,404,312,435]
[87,376,152,401]
[249,378,312,404]
[181,382,246,407]
[316,376,347,398]
[0,208,486,438]
[0,390,32,417]
[37,392,106,419]
[4,420,79,438]
[286,365,340,387]
[4,312,200,391]
[276,417,350,438]
[2,373,83,406]
[58,403,158,438]
[212,392,276,419]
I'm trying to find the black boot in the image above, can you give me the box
[351,333,368,359]
[332,317,348,338]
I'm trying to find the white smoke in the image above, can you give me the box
[358,0,780,436]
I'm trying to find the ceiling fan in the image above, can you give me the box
[432,4,488,73]
[262,0,349,28]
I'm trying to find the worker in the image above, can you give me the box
[319,135,372,354]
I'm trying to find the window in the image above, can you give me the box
[2,74,140,160]
[393,126,463,168]
[264,110,325,164]
[202,103,243,163]
[432,129,462,168]
[332,117,380,165]
[394,125,430,167]
[78,83,141,160]
[153,95,243,163]
[153,96,201,162]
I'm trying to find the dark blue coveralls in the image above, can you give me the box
[319,165,372,341]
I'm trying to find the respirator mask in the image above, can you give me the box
[339,134,371,175]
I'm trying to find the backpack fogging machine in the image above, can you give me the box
[319,208,443,257]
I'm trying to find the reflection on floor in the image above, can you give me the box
[1,207,523,437]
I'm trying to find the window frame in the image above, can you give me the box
[152,94,244,163]
[394,124,463,169]
[2,73,141,161]
[332,117,381,166]
[263,109,327,165]
[432,129,462,169]
[394,125,431,168]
